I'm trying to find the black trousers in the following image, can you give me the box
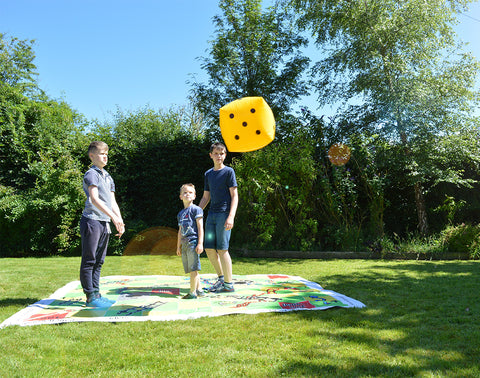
[79,216,110,295]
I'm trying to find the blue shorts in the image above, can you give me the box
[204,212,231,251]
[181,243,201,273]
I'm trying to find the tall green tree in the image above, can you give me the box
[0,33,39,95]
[294,0,480,234]
[1,34,88,256]
[190,0,310,140]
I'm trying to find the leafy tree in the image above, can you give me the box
[190,0,310,140]
[0,98,88,255]
[232,128,319,250]
[293,0,480,234]
[1,34,88,256]
[0,33,39,96]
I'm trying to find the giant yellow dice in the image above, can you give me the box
[219,97,275,152]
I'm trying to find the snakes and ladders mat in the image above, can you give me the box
[0,274,365,328]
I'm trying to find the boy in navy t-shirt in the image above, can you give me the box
[177,183,204,299]
[199,142,238,293]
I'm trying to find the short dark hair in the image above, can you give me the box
[210,141,227,153]
[88,141,108,154]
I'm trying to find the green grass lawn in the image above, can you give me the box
[0,255,479,377]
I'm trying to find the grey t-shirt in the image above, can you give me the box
[82,165,115,222]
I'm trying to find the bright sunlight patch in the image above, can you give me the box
[0,274,365,328]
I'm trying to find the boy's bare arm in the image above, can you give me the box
[176,229,182,256]
[110,192,125,237]
[196,217,204,254]
[225,187,238,230]
[198,191,211,209]
[88,186,124,237]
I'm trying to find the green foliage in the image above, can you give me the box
[0,156,84,256]
[368,224,480,260]
[294,0,480,234]
[440,223,480,259]
[300,109,391,250]
[315,138,389,251]
[0,33,88,256]
[0,97,88,256]
[232,112,390,252]
[191,0,310,140]
[2,9,480,258]
[0,34,39,95]
[363,232,446,258]
[433,195,466,225]
[233,130,318,250]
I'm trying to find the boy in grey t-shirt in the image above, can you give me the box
[80,141,124,308]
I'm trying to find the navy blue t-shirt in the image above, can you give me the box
[177,204,203,245]
[204,166,237,213]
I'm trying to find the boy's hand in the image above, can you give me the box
[112,216,125,238]
[115,223,125,238]
[176,248,182,256]
[224,215,234,231]
[196,243,203,255]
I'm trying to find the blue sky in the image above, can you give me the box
[2,0,480,121]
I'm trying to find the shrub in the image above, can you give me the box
[440,223,480,259]
[232,132,318,250]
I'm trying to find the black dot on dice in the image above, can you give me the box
[229,113,234,118]
[242,122,247,127]
[235,135,240,140]
[250,108,256,113]
[256,130,261,135]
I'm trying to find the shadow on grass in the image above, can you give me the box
[233,256,302,265]
[0,298,40,308]
[106,286,181,298]
[275,261,479,376]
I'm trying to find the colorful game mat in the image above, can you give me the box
[0,274,365,328]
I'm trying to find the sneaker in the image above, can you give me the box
[207,279,225,292]
[86,297,112,308]
[99,296,116,305]
[216,284,235,293]
[196,290,206,298]
[95,292,116,304]
[182,292,197,299]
